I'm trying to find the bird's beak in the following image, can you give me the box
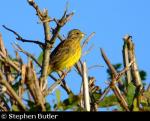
[81,32,85,37]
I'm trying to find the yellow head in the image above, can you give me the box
[67,29,85,42]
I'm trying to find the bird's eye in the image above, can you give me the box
[76,32,79,34]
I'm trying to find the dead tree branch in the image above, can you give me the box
[2,25,44,47]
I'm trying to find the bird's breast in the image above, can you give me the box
[65,43,81,69]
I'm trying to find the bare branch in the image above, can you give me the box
[0,71,27,111]
[88,64,104,70]
[0,51,21,73]
[12,43,41,67]
[25,61,46,111]
[100,48,124,89]
[82,32,95,48]
[44,74,66,96]
[99,86,111,102]
[122,41,132,84]
[0,33,7,56]
[123,35,142,89]
[82,62,90,111]
[82,44,94,57]
[111,83,130,111]
[2,25,44,47]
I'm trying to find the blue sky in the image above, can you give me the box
[0,0,150,110]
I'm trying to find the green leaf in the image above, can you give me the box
[27,100,42,111]
[132,99,140,111]
[56,94,82,110]
[27,100,35,108]
[45,102,51,111]
[139,70,147,81]
[92,92,101,101]
[55,89,61,103]
[12,104,20,111]
[113,63,122,70]
[141,91,150,108]
[126,82,136,108]
[12,81,21,92]
[98,95,118,107]
[143,106,150,111]
[38,52,43,65]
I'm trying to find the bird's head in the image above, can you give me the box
[67,29,85,41]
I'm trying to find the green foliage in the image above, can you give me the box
[12,104,20,111]
[12,80,21,92]
[37,52,43,65]
[54,94,82,111]
[132,99,140,111]
[27,100,51,111]
[139,70,147,81]
[126,82,136,108]
[140,91,150,111]
[27,100,38,111]
[56,89,61,103]
[92,92,101,101]
[98,95,118,107]
[139,70,147,86]
[45,102,51,111]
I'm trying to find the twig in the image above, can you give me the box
[75,61,83,76]
[50,12,74,46]
[82,44,94,57]
[99,59,135,102]
[100,48,136,111]
[2,25,44,47]
[122,41,132,84]
[111,83,130,111]
[123,35,142,89]
[101,48,118,76]
[0,96,10,111]
[75,33,95,77]
[0,104,7,112]
[99,86,111,102]
[28,0,51,88]
[57,72,73,94]
[12,43,41,67]
[100,48,124,89]
[44,74,66,96]
[0,51,21,73]
[88,64,104,70]
[82,32,95,48]
[0,33,7,56]
[51,28,65,42]
[0,71,27,111]
[25,61,46,111]
[28,0,47,22]
[82,62,90,111]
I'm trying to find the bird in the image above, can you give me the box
[48,29,84,75]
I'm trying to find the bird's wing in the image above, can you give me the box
[50,39,75,64]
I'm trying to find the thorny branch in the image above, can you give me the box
[0,71,27,111]
[2,25,44,47]
[100,48,135,111]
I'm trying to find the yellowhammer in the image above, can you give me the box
[48,29,84,74]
